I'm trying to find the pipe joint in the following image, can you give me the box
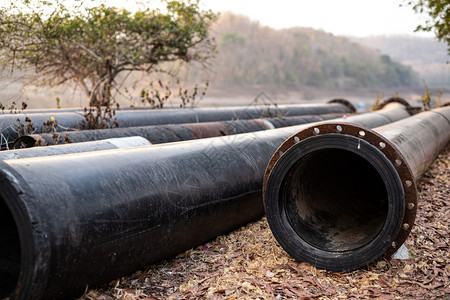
[263,123,417,271]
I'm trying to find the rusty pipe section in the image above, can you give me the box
[0,103,408,300]
[12,114,342,148]
[0,137,150,160]
[1,102,354,150]
[263,107,450,272]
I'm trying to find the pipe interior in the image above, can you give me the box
[282,148,389,252]
[0,197,21,298]
[12,136,36,149]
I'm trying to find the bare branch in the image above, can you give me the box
[60,37,103,61]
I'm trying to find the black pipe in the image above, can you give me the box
[0,106,189,114]
[263,107,450,272]
[105,102,355,126]
[0,112,86,150]
[12,113,343,148]
[3,99,356,115]
[1,102,354,150]
[0,137,151,160]
[0,103,409,299]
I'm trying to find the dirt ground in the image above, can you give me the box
[81,143,450,300]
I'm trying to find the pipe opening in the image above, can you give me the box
[0,197,21,298]
[282,148,389,252]
[12,135,37,149]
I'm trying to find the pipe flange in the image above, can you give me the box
[327,98,356,114]
[440,100,450,107]
[375,97,411,110]
[263,122,417,270]
[375,97,421,115]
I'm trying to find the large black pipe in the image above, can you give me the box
[0,103,408,299]
[106,102,356,126]
[263,107,450,272]
[0,102,354,150]
[0,137,151,160]
[12,114,342,148]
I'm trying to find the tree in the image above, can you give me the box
[405,0,450,55]
[0,0,217,112]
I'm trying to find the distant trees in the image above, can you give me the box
[0,0,217,111]
[405,0,450,55]
[185,13,417,91]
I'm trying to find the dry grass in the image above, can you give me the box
[81,143,450,300]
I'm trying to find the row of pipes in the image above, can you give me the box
[0,98,449,299]
[0,100,354,150]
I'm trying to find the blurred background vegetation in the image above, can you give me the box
[184,13,419,90]
[1,9,449,109]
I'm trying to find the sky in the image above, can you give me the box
[199,0,434,38]
[1,0,435,38]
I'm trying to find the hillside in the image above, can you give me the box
[352,35,448,65]
[351,36,450,87]
[183,13,418,93]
